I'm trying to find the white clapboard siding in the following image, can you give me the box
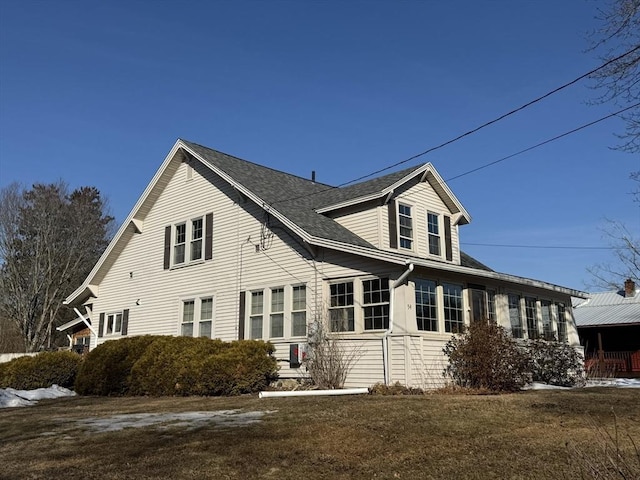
[330,203,381,247]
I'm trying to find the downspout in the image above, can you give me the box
[383,262,414,385]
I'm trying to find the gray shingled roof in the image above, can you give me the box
[183,140,492,269]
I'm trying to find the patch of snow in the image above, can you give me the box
[76,410,275,433]
[585,378,640,388]
[524,382,572,390]
[0,385,75,408]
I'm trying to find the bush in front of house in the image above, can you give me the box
[74,335,278,396]
[0,351,82,390]
[526,338,585,387]
[74,335,159,395]
[130,338,278,396]
[443,320,531,392]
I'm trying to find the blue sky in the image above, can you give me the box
[0,0,637,292]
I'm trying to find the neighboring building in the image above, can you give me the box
[62,139,586,388]
[574,279,640,375]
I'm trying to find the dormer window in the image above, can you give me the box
[398,204,413,249]
[427,212,441,256]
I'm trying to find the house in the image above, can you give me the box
[61,139,586,388]
[574,279,640,376]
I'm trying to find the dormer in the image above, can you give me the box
[316,163,471,265]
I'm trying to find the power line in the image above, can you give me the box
[462,242,615,250]
[445,102,640,182]
[270,44,640,206]
[340,45,640,186]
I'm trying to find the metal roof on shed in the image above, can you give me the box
[574,290,640,327]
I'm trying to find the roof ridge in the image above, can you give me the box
[181,139,337,189]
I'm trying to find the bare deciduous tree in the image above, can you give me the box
[588,219,640,291]
[0,182,114,352]
[588,0,640,153]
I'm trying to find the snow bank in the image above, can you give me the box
[0,385,76,408]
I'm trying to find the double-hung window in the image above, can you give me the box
[174,223,187,264]
[541,300,553,340]
[181,297,214,337]
[427,212,441,256]
[415,279,438,331]
[250,291,264,339]
[398,204,413,249]
[329,281,354,332]
[190,218,203,261]
[270,287,284,338]
[363,278,390,330]
[199,297,213,338]
[508,294,523,338]
[291,285,307,337]
[106,312,123,335]
[181,300,195,336]
[556,303,567,342]
[164,213,212,269]
[525,297,539,339]
[443,283,463,333]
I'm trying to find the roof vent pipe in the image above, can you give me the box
[311,171,316,182]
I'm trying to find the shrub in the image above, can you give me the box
[369,382,424,395]
[132,338,277,396]
[74,335,158,395]
[76,336,278,396]
[443,320,530,392]
[305,320,360,389]
[526,338,585,387]
[0,351,82,390]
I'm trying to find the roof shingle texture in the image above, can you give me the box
[183,140,491,271]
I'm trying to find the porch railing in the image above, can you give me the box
[584,350,640,375]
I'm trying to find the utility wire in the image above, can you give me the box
[445,102,640,182]
[270,44,640,206]
[340,45,640,186]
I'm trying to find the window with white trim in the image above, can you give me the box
[487,290,496,321]
[167,215,210,268]
[427,212,441,256]
[541,300,553,340]
[329,281,354,332]
[250,291,264,339]
[190,218,203,261]
[199,297,213,338]
[508,294,523,338]
[398,204,413,249]
[270,287,284,338]
[181,300,195,336]
[174,223,186,264]
[106,311,123,335]
[525,296,539,339]
[415,279,438,331]
[556,303,568,342]
[291,285,307,337]
[180,297,214,338]
[363,278,389,330]
[443,283,464,333]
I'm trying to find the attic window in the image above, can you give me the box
[163,213,213,269]
[398,204,413,249]
[427,212,441,256]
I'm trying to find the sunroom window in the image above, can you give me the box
[363,278,389,330]
[329,281,354,332]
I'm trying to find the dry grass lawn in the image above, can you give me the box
[1,388,639,479]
